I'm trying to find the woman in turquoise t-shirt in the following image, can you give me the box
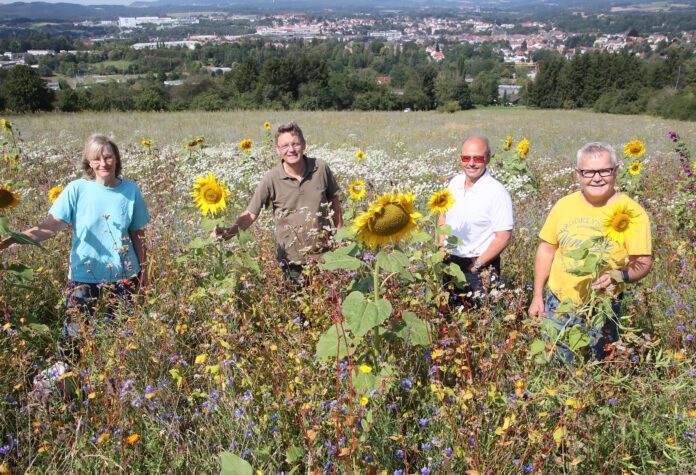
[0,134,150,357]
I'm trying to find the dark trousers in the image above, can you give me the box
[443,255,501,307]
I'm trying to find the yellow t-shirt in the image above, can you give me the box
[539,192,652,304]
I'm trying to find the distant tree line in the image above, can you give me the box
[527,43,696,120]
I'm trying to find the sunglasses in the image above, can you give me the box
[460,155,487,164]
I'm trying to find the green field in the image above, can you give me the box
[1,109,695,474]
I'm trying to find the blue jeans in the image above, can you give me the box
[543,290,621,364]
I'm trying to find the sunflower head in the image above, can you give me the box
[48,185,64,204]
[428,189,455,214]
[516,138,530,159]
[0,185,20,210]
[239,139,253,153]
[195,136,205,145]
[264,121,272,130]
[191,173,230,217]
[624,140,645,158]
[603,204,638,244]
[355,150,365,161]
[140,138,152,148]
[353,192,422,248]
[628,161,642,176]
[1,118,11,133]
[504,135,513,151]
[348,179,366,200]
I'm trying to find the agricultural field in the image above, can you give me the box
[0,109,695,474]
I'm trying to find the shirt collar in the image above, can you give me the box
[278,155,317,180]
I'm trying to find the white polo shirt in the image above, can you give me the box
[444,170,514,258]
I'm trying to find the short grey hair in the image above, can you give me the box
[462,135,491,157]
[275,121,305,145]
[576,142,618,168]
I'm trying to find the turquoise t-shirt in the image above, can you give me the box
[49,178,150,283]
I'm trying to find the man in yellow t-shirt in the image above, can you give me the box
[528,142,652,363]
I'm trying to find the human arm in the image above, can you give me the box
[591,255,653,291]
[330,195,343,229]
[129,228,147,287]
[528,240,557,317]
[0,215,68,251]
[212,210,258,240]
[469,230,512,272]
[437,213,447,249]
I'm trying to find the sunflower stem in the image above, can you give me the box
[373,259,380,304]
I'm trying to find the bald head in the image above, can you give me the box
[461,136,491,158]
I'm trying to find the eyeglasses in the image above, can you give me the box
[89,155,114,164]
[461,155,487,164]
[278,142,304,152]
[577,167,615,178]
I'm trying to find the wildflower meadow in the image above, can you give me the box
[1,109,695,474]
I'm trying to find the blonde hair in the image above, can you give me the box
[81,134,122,179]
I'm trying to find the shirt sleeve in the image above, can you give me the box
[48,180,77,225]
[490,186,514,232]
[538,202,560,245]
[325,164,340,199]
[129,185,151,231]
[246,172,273,216]
[625,205,652,256]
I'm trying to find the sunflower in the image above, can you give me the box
[264,121,272,130]
[239,139,253,153]
[516,138,530,159]
[355,150,365,161]
[624,140,645,158]
[628,161,642,176]
[48,185,64,203]
[348,180,366,200]
[140,138,152,148]
[184,139,198,149]
[353,192,422,248]
[1,118,10,132]
[504,135,513,151]
[0,185,20,210]
[191,173,230,216]
[195,136,205,145]
[603,204,638,244]
[428,189,455,214]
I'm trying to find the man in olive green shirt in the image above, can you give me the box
[213,122,343,279]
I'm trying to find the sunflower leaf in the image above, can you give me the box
[568,325,590,351]
[376,250,409,273]
[321,247,361,271]
[316,325,355,360]
[342,291,392,337]
[334,226,356,242]
[219,452,253,475]
[396,311,431,347]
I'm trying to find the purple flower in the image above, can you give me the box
[668,131,678,142]
[686,334,694,341]
[395,449,404,458]
[677,325,686,331]
[402,378,413,390]
[419,418,428,427]
[421,468,431,475]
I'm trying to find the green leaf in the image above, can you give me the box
[396,311,431,347]
[320,247,361,271]
[568,325,590,351]
[5,263,34,282]
[187,236,213,249]
[342,291,392,337]
[237,229,254,247]
[376,250,409,273]
[316,325,354,360]
[334,226,356,242]
[564,247,589,260]
[410,230,432,243]
[219,452,253,475]
[429,251,445,265]
[200,217,224,232]
[444,262,466,284]
[555,299,576,314]
[530,339,546,356]
[285,446,303,463]
[353,371,378,395]
[0,216,10,235]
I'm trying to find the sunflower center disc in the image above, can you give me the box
[0,190,13,208]
[203,187,222,203]
[371,204,410,236]
[612,215,629,232]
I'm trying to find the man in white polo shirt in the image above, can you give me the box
[438,135,514,305]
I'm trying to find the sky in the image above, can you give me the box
[0,0,144,4]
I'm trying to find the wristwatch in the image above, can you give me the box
[620,268,630,283]
[473,259,484,270]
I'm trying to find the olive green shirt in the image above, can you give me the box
[247,156,340,264]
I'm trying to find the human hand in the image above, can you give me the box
[590,271,614,292]
[211,226,228,240]
[528,296,545,317]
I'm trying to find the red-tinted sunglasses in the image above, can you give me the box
[460,155,486,164]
